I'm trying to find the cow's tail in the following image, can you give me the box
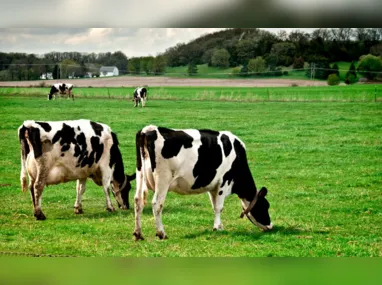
[18,124,29,192]
[136,125,157,173]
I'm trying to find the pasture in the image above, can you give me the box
[0,85,381,257]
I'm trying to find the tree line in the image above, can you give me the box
[0,51,129,81]
[1,28,382,81]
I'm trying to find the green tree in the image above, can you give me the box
[247,56,266,75]
[211,49,230,68]
[240,64,248,77]
[60,59,78,78]
[293,57,304,69]
[235,39,256,65]
[152,55,167,75]
[187,62,198,76]
[345,74,357,85]
[357,54,382,80]
[270,42,296,66]
[231,67,241,77]
[331,63,340,77]
[327,74,340,85]
[345,61,357,84]
[128,58,141,75]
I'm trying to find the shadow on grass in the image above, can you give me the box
[184,224,329,240]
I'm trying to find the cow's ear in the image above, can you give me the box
[258,187,268,198]
[126,173,136,181]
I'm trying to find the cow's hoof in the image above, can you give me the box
[133,232,145,241]
[156,231,168,240]
[74,208,83,214]
[34,212,46,220]
[213,225,224,231]
[106,207,116,212]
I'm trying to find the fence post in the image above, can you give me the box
[375,86,377,103]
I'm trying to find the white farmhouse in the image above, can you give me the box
[40,72,53,80]
[100,66,119,77]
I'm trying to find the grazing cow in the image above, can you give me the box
[133,87,148,107]
[133,125,272,240]
[18,119,135,220]
[48,83,74,101]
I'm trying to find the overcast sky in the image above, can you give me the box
[0,28,316,58]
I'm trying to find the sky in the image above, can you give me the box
[0,28,316,58]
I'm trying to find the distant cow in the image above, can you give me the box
[133,125,272,240]
[48,83,74,101]
[18,119,135,220]
[133,87,148,107]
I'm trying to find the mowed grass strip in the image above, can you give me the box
[0,85,381,102]
[0,92,381,257]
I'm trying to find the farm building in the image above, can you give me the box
[100,66,119,77]
[40,72,53,80]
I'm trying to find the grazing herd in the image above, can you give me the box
[17,83,273,240]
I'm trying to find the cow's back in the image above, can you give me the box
[138,125,243,194]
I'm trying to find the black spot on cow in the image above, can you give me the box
[220,134,232,157]
[52,123,76,146]
[219,190,223,195]
[36,122,52,132]
[61,153,65,157]
[27,127,43,159]
[48,85,58,100]
[18,126,30,161]
[90,121,103,136]
[146,130,158,172]
[158,127,193,159]
[61,144,70,152]
[52,123,76,157]
[136,131,143,171]
[91,136,104,163]
[73,132,89,167]
[221,139,256,201]
[77,126,81,131]
[109,132,125,185]
[192,130,222,189]
[59,83,66,93]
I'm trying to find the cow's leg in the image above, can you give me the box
[101,168,115,212]
[134,98,138,107]
[29,179,36,209]
[208,189,226,231]
[142,97,146,107]
[152,174,170,240]
[133,169,145,240]
[74,178,86,214]
[33,175,46,220]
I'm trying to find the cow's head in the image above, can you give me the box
[247,187,272,231]
[118,173,136,209]
[48,94,53,100]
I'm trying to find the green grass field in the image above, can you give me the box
[165,64,314,80]
[1,84,381,102]
[0,86,381,257]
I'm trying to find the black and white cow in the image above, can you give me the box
[133,125,272,240]
[133,87,148,107]
[18,119,135,220]
[48,83,74,101]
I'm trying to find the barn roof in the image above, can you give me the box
[100,66,118,72]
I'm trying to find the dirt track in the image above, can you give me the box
[0,76,328,88]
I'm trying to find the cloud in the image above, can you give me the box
[0,28,317,57]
